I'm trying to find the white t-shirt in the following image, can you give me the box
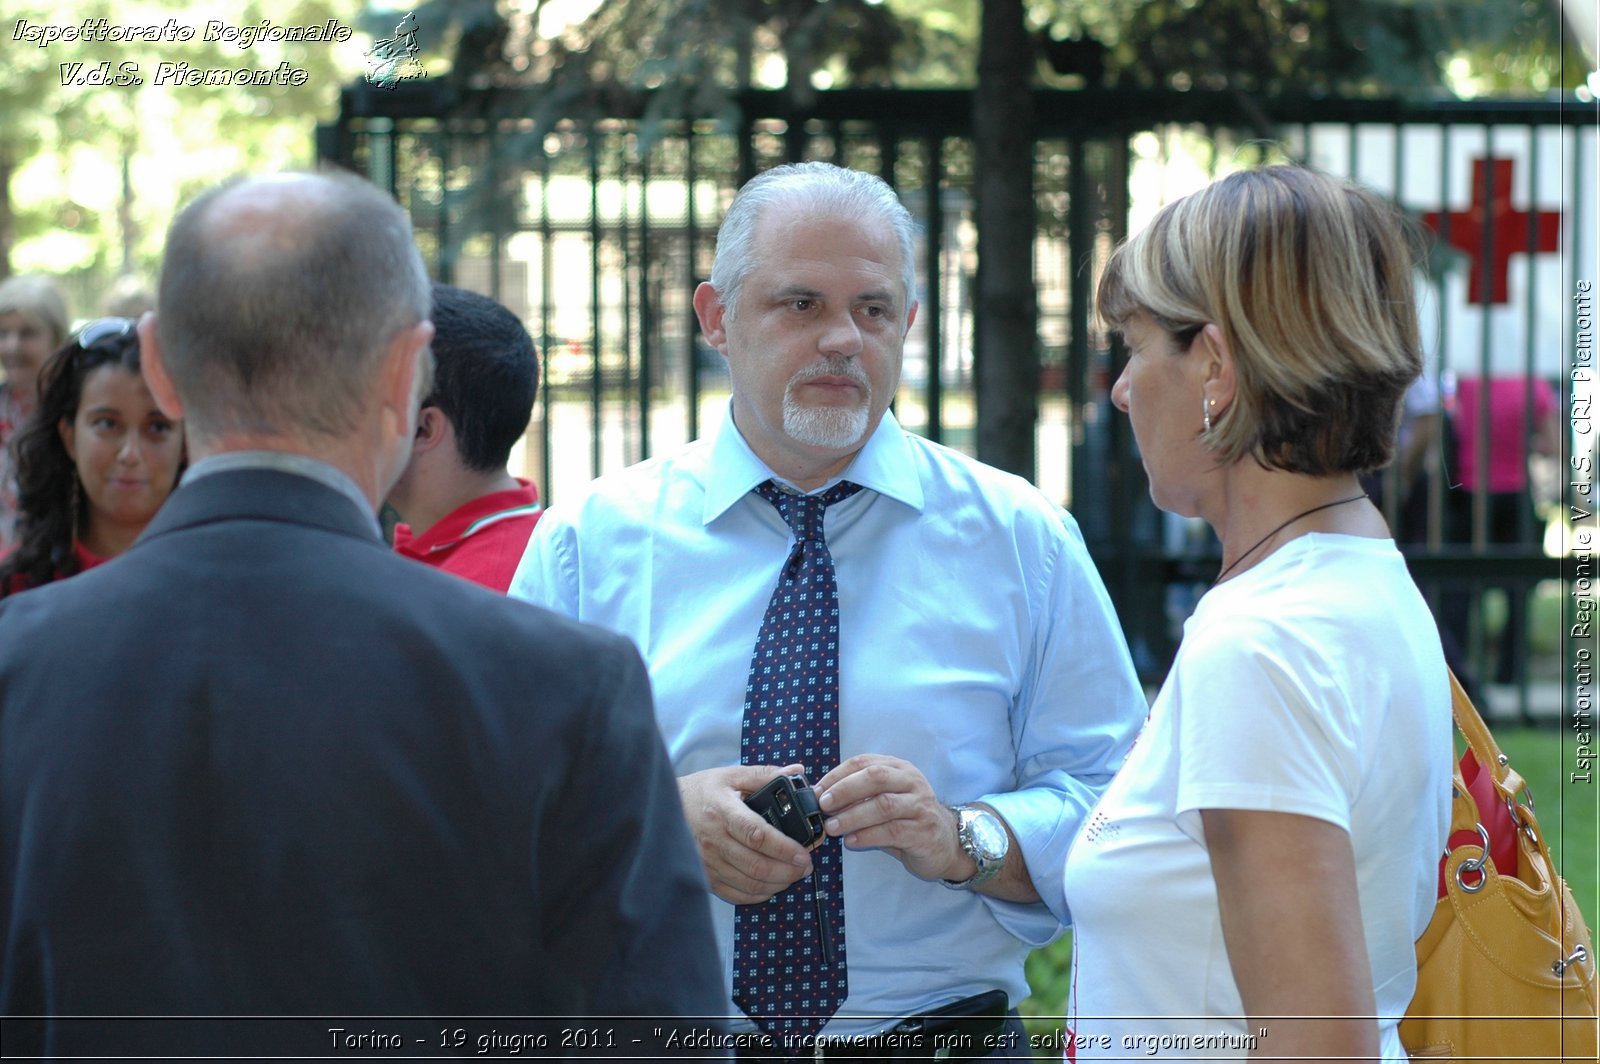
[1061,533,1452,1061]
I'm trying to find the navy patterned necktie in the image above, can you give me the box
[733,478,862,1044]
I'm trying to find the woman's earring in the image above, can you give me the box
[1203,396,1213,434]
[69,477,82,551]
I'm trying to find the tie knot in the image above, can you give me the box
[756,479,863,541]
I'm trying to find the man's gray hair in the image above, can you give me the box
[708,162,917,319]
[155,170,431,443]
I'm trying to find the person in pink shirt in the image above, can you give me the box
[1446,374,1559,687]
[386,284,541,592]
[1452,375,1558,496]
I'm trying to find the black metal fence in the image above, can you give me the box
[321,83,1590,707]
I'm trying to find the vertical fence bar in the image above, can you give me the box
[1474,126,1494,555]
[686,130,702,443]
[1436,122,1454,553]
[1066,135,1090,509]
[619,136,636,467]
[1524,131,1543,547]
[538,154,555,502]
[638,139,653,462]
[924,135,945,445]
[437,128,454,286]
[589,130,603,476]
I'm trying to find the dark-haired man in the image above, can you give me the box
[388,283,542,592]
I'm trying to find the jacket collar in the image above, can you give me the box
[138,466,383,548]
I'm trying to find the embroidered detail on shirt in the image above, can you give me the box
[1080,811,1122,845]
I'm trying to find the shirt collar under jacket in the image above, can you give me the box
[698,402,927,526]
[182,450,382,538]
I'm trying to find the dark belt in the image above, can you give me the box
[735,990,1013,1063]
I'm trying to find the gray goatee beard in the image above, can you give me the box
[782,359,872,449]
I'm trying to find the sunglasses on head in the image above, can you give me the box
[72,317,136,350]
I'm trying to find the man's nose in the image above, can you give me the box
[817,308,863,357]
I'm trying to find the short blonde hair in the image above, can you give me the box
[0,274,70,350]
[1097,166,1426,475]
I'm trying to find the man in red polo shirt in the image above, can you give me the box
[387,284,541,592]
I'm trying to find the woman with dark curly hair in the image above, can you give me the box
[0,319,183,596]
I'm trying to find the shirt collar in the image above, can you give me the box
[394,480,541,556]
[699,402,926,525]
[182,450,380,536]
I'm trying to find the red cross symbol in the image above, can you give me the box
[1423,157,1560,305]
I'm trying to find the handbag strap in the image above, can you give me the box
[1445,672,1560,879]
[1448,670,1526,807]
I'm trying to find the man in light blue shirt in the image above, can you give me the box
[510,162,1143,1053]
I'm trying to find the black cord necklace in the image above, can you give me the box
[1213,494,1368,586]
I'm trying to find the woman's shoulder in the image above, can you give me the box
[1184,536,1420,673]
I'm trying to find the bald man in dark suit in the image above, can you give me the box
[0,172,724,1058]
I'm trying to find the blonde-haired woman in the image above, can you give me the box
[1062,166,1452,1060]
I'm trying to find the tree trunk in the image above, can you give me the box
[0,149,14,280]
[972,0,1038,479]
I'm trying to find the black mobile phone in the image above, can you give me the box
[744,773,826,850]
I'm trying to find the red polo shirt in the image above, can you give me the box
[392,479,543,593]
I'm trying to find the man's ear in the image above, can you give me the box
[1196,322,1237,414]
[692,282,730,351]
[411,406,451,457]
[136,312,185,422]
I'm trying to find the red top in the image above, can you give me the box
[392,479,543,594]
[3,541,110,596]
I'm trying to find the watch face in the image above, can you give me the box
[969,810,1008,859]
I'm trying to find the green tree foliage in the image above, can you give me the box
[1041,0,1583,96]
[1,0,365,304]
[392,0,933,144]
[437,0,1581,111]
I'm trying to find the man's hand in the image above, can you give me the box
[812,754,970,882]
[814,754,1041,903]
[677,764,814,904]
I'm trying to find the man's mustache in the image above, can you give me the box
[788,359,870,390]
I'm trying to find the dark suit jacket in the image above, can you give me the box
[0,468,724,1057]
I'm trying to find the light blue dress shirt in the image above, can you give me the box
[509,406,1144,1036]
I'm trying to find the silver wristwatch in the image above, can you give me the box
[943,804,1009,890]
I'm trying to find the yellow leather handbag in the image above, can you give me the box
[1401,673,1597,1061]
